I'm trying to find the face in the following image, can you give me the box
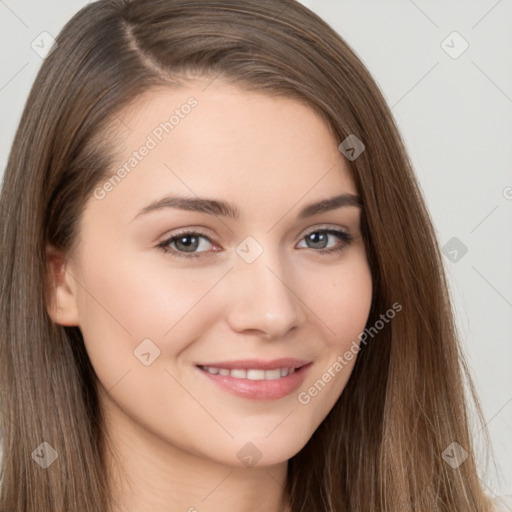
[48,79,373,469]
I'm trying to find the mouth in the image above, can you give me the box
[195,358,312,400]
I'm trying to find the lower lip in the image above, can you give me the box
[196,364,312,400]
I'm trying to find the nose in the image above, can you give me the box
[224,248,306,339]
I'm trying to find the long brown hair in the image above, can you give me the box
[0,0,497,510]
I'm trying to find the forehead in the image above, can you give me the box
[93,80,357,220]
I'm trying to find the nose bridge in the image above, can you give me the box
[225,238,303,337]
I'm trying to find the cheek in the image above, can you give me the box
[304,253,373,345]
[294,252,372,416]
[74,251,227,374]
[333,265,372,340]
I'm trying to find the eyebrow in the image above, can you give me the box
[132,192,362,221]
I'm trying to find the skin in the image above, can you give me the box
[46,78,373,512]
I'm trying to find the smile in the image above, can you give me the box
[195,360,312,400]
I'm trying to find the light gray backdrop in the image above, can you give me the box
[1,0,511,501]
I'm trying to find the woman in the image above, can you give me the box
[0,0,507,510]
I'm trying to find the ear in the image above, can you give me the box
[45,244,80,326]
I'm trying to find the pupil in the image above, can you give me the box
[177,235,199,252]
[307,232,327,248]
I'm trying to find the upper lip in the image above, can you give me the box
[196,358,311,370]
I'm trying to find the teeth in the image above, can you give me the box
[202,366,298,380]
[247,369,265,380]
[264,369,281,380]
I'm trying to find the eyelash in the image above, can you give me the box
[157,227,354,260]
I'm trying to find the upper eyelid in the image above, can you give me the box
[301,224,351,236]
[163,224,351,242]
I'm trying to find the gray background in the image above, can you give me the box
[1,0,511,500]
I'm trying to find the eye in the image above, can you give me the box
[157,230,216,259]
[296,228,354,255]
[157,227,354,260]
